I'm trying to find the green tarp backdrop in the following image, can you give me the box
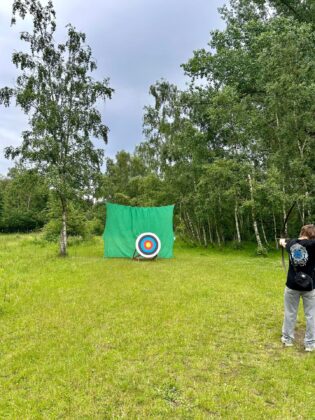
[103,203,174,258]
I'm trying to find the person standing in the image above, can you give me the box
[279,224,315,352]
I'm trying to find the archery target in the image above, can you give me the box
[135,232,161,258]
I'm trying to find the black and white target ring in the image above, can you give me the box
[135,232,161,258]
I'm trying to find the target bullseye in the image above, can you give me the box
[135,232,161,258]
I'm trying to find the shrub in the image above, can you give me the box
[86,218,104,236]
[43,210,89,242]
[256,245,268,256]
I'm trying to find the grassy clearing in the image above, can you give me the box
[0,234,314,419]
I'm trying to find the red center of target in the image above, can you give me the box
[145,241,153,249]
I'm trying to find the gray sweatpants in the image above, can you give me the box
[282,286,315,346]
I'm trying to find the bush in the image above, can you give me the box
[42,211,90,242]
[42,219,61,241]
[86,218,104,236]
[0,210,45,232]
[256,245,268,256]
[232,240,243,250]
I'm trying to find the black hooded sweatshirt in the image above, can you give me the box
[285,239,315,291]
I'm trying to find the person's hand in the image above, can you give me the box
[279,238,286,247]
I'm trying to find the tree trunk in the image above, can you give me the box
[248,174,263,249]
[60,200,67,257]
[202,225,207,247]
[272,210,278,249]
[252,218,263,249]
[305,191,311,221]
[183,216,192,239]
[282,188,288,237]
[214,216,221,246]
[196,221,202,245]
[261,219,269,246]
[296,201,304,226]
[182,212,190,237]
[207,217,213,244]
[234,204,241,243]
[27,195,31,211]
[186,211,197,243]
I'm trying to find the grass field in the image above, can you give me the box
[0,234,314,419]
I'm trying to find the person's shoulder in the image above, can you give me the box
[297,238,315,246]
[287,238,298,246]
[285,238,297,251]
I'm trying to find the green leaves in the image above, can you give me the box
[1,0,114,254]
[0,167,49,232]
[134,0,315,245]
[0,87,14,107]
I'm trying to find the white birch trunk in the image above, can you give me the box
[215,224,221,246]
[248,174,263,249]
[207,218,213,244]
[234,204,241,243]
[202,225,207,247]
[60,204,67,256]
[272,211,278,249]
[261,219,269,245]
[186,212,197,242]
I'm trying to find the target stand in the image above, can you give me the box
[133,232,161,261]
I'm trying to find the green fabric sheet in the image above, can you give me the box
[103,203,174,258]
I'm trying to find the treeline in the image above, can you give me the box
[0,167,48,232]
[1,0,315,251]
[102,0,315,250]
[0,166,104,237]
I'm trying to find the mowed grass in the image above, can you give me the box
[0,235,314,419]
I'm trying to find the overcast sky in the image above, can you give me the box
[0,0,225,175]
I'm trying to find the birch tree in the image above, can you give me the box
[0,0,113,255]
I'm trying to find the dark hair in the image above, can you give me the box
[299,224,315,239]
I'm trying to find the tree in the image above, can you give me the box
[182,1,315,238]
[227,0,315,24]
[0,177,9,228]
[0,0,113,255]
[0,166,49,232]
[130,0,315,247]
